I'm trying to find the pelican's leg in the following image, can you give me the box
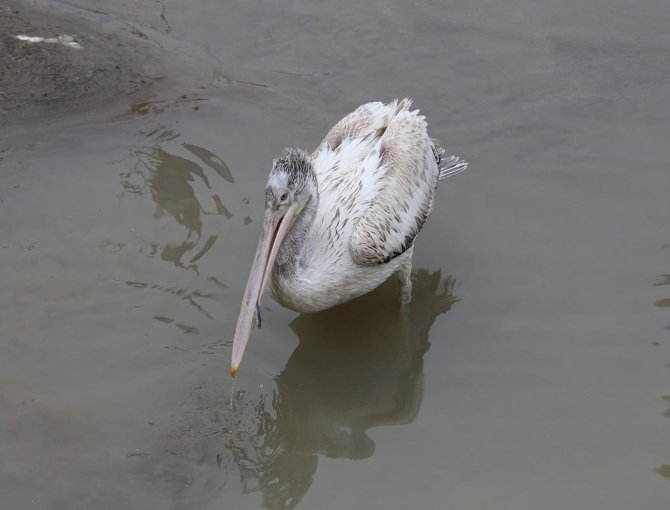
[398,256,413,304]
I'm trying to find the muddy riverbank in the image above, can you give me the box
[0,0,212,147]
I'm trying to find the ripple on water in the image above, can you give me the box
[116,131,251,274]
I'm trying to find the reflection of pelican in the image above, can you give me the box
[232,99,467,375]
[228,270,458,509]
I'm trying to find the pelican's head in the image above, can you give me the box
[265,148,317,222]
[231,149,315,377]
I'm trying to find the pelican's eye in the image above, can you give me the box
[279,191,289,203]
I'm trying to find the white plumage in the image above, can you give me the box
[271,98,462,311]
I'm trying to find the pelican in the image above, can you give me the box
[231,99,467,376]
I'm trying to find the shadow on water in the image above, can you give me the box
[141,270,457,508]
[226,269,459,509]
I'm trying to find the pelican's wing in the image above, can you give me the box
[311,99,464,267]
[347,101,441,266]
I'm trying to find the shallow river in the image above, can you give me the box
[1,0,669,508]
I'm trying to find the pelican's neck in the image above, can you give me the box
[274,188,319,279]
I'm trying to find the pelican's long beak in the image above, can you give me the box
[230,200,304,377]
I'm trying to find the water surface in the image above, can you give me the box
[1,1,669,508]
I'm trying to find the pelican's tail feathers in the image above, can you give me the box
[438,154,468,180]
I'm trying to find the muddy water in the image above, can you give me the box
[2,0,670,508]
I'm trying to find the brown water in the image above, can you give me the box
[2,0,670,508]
